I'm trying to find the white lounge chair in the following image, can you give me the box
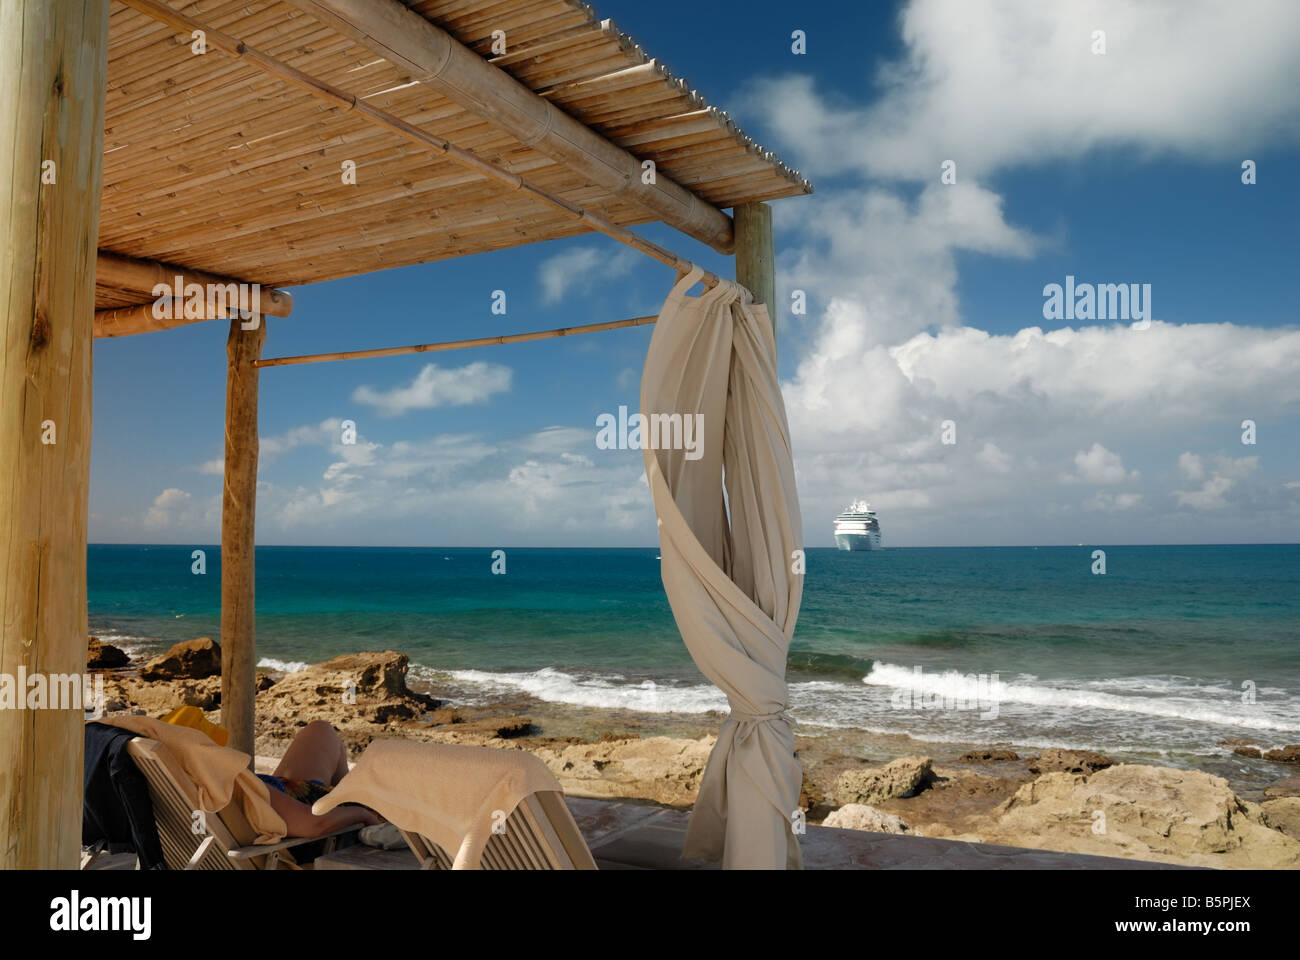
[127,737,354,869]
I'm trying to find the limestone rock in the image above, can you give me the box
[87,636,130,669]
[823,803,912,834]
[1233,746,1262,758]
[963,764,1300,868]
[1261,797,1300,839]
[140,637,221,680]
[254,651,441,750]
[532,736,714,807]
[1264,776,1300,800]
[1263,745,1300,764]
[104,675,222,714]
[834,755,933,806]
[958,749,1020,762]
[1026,748,1113,775]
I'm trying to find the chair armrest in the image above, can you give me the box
[226,825,359,860]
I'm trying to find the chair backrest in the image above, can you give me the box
[126,737,257,870]
[401,791,597,870]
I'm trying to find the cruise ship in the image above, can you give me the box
[834,500,882,551]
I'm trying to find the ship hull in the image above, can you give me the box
[835,532,882,551]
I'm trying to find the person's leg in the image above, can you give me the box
[272,720,350,785]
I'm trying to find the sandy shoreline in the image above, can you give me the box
[91,638,1300,868]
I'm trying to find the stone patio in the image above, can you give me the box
[309,796,1195,870]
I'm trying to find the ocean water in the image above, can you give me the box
[88,544,1300,768]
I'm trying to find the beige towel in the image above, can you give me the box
[96,715,286,843]
[642,266,804,869]
[312,738,561,869]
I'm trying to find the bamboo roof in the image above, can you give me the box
[96,0,812,311]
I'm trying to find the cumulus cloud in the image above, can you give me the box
[537,246,638,305]
[745,0,1300,182]
[353,362,512,417]
[1061,443,1138,485]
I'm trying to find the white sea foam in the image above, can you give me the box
[257,657,310,674]
[438,666,730,714]
[863,661,1300,734]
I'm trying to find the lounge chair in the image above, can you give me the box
[127,737,354,869]
[397,791,597,870]
[312,738,598,870]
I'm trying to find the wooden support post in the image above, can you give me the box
[735,202,777,345]
[220,317,267,759]
[0,0,110,870]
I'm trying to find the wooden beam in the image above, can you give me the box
[119,0,727,291]
[0,0,110,870]
[220,317,266,760]
[95,296,291,339]
[94,250,294,335]
[735,202,776,341]
[285,0,735,254]
[256,315,657,368]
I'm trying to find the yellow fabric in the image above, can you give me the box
[641,266,805,869]
[97,715,286,844]
[312,738,560,869]
[159,705,229,746]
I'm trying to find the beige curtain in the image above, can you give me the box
[641,265,804,869]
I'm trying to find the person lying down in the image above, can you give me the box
[258,720,383,837]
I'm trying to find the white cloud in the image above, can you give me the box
[1062,443,1137,485]
[746,0,1300,183]
[1175,455,1260,509]
[1085,491,1144,511]
[353,362,512,417]
[142,488,191,530]
[537,246,638,305]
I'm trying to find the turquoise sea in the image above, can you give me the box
[88,544,1300,769]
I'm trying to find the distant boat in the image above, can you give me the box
[834,499,882,551]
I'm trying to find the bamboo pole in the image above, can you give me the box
[0,0,110,870]
[118,0,727,291]
[220,317,267,760]
[256,315,657,368]
[284,0,734,255]
[94,250,295,330]
[95,297,290,338]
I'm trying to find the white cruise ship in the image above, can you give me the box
[834,500,882,551]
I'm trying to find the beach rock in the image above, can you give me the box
[1232,746,1263,758]
[254,651,441,749]
[532,736,714,807]
[958,749,1020,763]
[1219,738,1255,746]
[833,755,934,806]
[1264,776,1300,800]
[1263,745,1300,764]
[1027,749,1113,775]
[823,803,912,835]
[431,716,534,741]
[87,636,130,669]
[103,675,222,714]
[255,675,276,692]
[139,637,221,680]
[1260,797,1300,839]
[957,764,1300,869]
[426,708,462,726]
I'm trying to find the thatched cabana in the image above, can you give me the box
[0,0,810,869]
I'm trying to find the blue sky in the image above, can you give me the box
[90,0,1300,547]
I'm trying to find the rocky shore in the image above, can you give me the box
[90,637,1300,869]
